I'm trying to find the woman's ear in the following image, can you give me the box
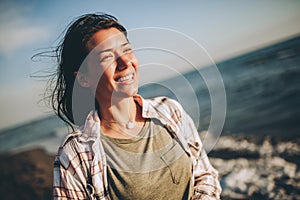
[74,72,90,88]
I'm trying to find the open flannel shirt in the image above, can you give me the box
[53,96,221,199]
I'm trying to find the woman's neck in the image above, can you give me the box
[98,96,137,123]
[97,96,145,138]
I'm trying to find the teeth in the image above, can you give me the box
[117,74,133,82]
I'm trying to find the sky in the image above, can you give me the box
[0,0,300,130]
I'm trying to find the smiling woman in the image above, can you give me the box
[82,28,139,101]
[48,13,221,200]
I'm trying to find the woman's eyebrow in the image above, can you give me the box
[97,49,112,55]
[121,42,130,47]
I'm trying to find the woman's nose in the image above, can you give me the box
[116,54,131,71]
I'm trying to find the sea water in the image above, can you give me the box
[140,35,300,138]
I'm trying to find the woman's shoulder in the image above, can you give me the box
[144,96,184,114]
[55,130,93,167]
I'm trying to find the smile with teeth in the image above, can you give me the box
[117,73,134,82]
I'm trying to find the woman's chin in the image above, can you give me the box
[111,89,138,99]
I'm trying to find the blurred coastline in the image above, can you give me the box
[1,35,300,199]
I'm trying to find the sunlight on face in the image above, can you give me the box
[85,28,140,101]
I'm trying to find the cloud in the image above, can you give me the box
[0,3,50,56]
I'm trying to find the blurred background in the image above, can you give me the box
[0,0,299,199]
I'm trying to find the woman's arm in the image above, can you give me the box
[53,112,108,200]
[182,112,222,199]
[53,138,91,200]
[53,157,87,199]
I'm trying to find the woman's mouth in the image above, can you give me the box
[116,73,134,83]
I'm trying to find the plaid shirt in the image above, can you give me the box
[53,96,221,200]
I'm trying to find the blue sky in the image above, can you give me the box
[0,0,300,130]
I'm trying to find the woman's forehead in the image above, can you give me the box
[86,28,128,52]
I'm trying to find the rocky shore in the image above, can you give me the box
[0,134,299,199]
[0,148,53,199]
[210,134,300,200]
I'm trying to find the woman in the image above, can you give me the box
[51,13,221,199]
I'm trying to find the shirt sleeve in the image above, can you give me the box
[53,158,87,199]
[53,140,91,200]
[180,106,222,199]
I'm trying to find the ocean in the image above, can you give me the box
[140,35,300,138]
[1,35,300,153]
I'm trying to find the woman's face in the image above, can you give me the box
[82,28,139,101]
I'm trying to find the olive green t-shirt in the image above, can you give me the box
[101,118,193,200]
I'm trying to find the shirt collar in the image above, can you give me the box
[78,95,177,143]
[135,95,179,133]
[133,95,158,119]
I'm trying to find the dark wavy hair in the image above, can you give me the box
[36,13,127,130]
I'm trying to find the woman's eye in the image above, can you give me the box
[124,47,132,53]
[100,54,113,62]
